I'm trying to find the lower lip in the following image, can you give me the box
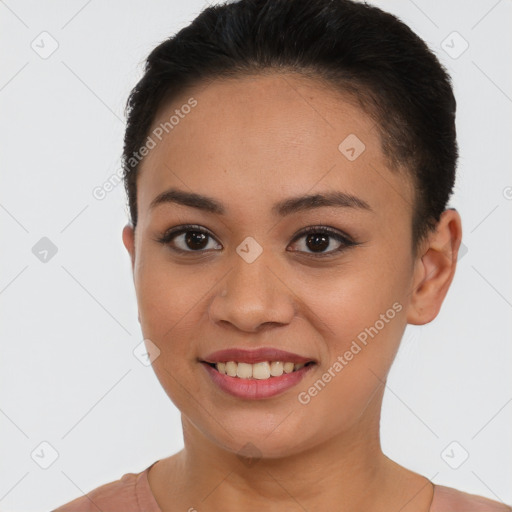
[200,362,315,400]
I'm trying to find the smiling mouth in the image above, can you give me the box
[203,360,316,380]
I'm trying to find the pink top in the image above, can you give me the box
[52,460,512,512]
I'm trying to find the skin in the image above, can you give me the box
[122,73,462,512]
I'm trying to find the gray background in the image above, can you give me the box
[1,0,511,510]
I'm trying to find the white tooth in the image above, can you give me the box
[216,362,226,374]
[283,362,294,374]
[252,361,271,379]
[269,361,284,377]
[294,363,305,371]
[225,361,237,377]
[236,362,253,379]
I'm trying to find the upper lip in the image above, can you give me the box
[201,347,316,365]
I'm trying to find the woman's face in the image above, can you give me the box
[123,73,425,458]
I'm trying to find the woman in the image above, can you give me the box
[53,0,511,510]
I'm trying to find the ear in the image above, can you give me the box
[407,208,463,325]
[122,223,141,324]
[122,223,136,273]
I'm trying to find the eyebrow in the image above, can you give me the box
[149,187,373,216]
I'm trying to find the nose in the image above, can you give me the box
[209,250,296,333]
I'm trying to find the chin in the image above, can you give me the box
[208,421,318,461]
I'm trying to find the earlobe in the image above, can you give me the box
[406,209,463,325]
[122,223,136,272]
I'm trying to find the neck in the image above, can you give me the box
[154,387,433,512]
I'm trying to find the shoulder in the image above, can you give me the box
[51,462,161,512]
[431,484,512,512]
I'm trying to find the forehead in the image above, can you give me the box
[137,72,414,222]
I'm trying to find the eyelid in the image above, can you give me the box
[160,224,215,240]
[287,225,357,257]
[155,224,220,253]
[290,225,355,244]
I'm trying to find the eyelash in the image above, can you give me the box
[155,224,359,258]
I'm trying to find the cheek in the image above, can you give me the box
[295,257,408,339]
[295,303,406,437]
[294,360,385,444]
[134,250,204,337]
[133,261,206,410]
[294,255,409,405]
[134,256,206,409]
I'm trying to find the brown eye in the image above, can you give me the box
[288,226,357,257]
[305,233,330,252]
[184,231,209,250]
[156,225,222,253]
